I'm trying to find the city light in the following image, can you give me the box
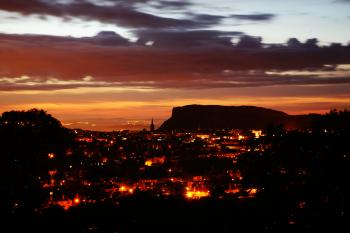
[74,197,81,204]
[145,160,153,166]
[225,188,240,194]
[252,130,263,139]
[247,188,258,196]
[185,189,210,199]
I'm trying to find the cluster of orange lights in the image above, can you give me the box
[247,188,258,195]
[252,130,263,139]
[119,185,134,194]
[185,187,210,199]
[145,160,153,166]
[144,156,166,167]
[225,188,240,194]
[56,195,82,210]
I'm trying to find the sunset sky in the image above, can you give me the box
[0,0,350,130]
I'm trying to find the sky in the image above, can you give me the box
[0,0,350,131]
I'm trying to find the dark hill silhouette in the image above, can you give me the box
[158,105,318,131]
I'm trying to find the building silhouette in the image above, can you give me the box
[150,118,155,132]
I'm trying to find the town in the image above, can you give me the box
[0,109,348,232]
[44,124,265,209]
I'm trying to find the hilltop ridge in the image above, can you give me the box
[158,105,317,131]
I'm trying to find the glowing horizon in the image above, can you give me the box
[0,0,349,131]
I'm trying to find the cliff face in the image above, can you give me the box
[158,105,316,131]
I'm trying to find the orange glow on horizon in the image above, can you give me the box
[1,89,349,131]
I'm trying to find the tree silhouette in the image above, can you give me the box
[0,109,72,211]
[236,110,348,231]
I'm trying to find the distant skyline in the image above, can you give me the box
[0,0,350,130]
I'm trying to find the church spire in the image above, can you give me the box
[150,118,155,132]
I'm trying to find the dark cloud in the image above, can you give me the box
[286,38,321,49]
[0,0,219,29]
[155,0,193,9]
[91,0,193,8]
[286,38,303,48]
[1,32,350,91]
[190,14,225,24]
[0,0,58,15]
[230,13,276,21]
[333,0,350,3]
[0,29,242,48]
[0,31,131,46]
[85,31,131,46]
[304,38,319,48]
[0,0,278,36]
[135,29,242,47]
[2,69,350,91]
[236,35,263,48]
